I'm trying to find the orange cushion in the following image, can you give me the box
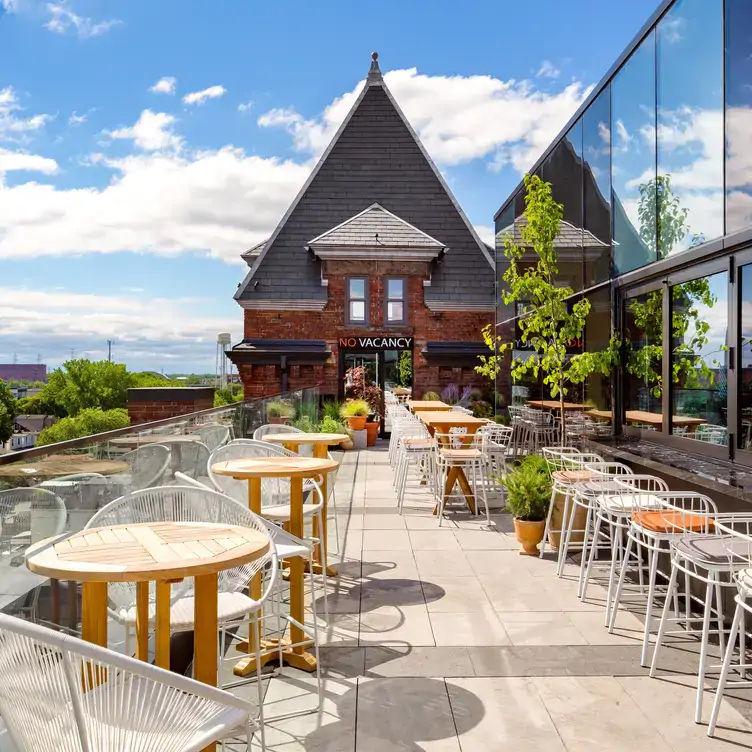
[552,469,595,484]
[632,510,715,534]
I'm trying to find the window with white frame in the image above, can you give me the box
[385,278,406,324]
[347,277,368,324]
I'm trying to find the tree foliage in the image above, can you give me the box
[476,174,619,433]
[36,408,130,446]
[0,380,15,444]
[397,351,412,388]
[214,384,243,407]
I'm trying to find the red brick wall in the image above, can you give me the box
[240,261,493,399]
[126,388,215,424]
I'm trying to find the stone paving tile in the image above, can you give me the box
[429,611,510,647]
[361,513,407,530]
[497,611,589,646]
[447,677,566,750]
[408,530,463,551]
[567,609,646,646]
[422,576,496,614]
[364,646,476,678]
[359,603,435,646]
[414,549,474,578]
[452,528,518,550]
[362,529,412,551]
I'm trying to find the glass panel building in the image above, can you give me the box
[493,0,752,465]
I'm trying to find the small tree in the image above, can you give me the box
[476,174,619,437]
[397,351,412,388]
[0,380,15,445]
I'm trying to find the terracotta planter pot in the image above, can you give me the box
[269,416,283,424]
[365,421,379,447]
[339,439,354,450]
[346,416,367,431]
[514,518,546,556]
[548,491,588,549]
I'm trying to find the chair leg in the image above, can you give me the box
[649,561,679,678]
[609,535,634,633]
[576,505,593,598]
[556,492,574,577]
[641,545,660,667]
[708,601,743,737]
[695,578,715,724]
[540,486,558,559]
[581,512,602,602]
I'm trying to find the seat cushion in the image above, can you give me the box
[552,469,596,484]
[439,448,484,459]
[675,535,750,565]
[599,492,664,513]
[632,510,714,534]
[263,503,320,522]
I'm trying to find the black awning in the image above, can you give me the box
[227,339,331,366]
[421,341,488,367]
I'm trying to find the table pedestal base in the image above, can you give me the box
[233,637,317,675]
[432,466,477,516]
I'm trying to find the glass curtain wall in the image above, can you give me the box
[739,264,752,450]
[726,0,752,234]
[584,286,612,410]
[657,0,724,257]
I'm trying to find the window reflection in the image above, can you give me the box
[624,290,663,429]
[671,271,728,444]
[612,31,657,275]
[583,86,612,286]
[657,0,723,257]
[739,266,752,450]
[584,287,611,411]
[726,0,752,234]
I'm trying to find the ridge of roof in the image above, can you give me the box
[235,52,494,302]
[307,202,445,248]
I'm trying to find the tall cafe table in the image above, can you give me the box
[527,400,588,412]
[25,521,268,752]
[261,432,347,577]
[587,409,707,434]
[407,400,451,413]
[416,412,488,515]
[211,455,339,675]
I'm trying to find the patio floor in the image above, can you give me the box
[258,443,752,751]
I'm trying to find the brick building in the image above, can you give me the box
[228,53,495,410]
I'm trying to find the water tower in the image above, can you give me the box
[216,332,232,389]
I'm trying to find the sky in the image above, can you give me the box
[0,0,661,373]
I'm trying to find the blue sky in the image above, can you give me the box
[0,0,661,372]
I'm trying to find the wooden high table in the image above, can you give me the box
[25,521,269,752]
[587,409,707,433]
[210,455,339,675]
[407,400,451,413]
[417,412,488,515]
[527,400,589,412]
[261,432,347,577]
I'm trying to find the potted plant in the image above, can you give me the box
[500,455,552,556]
[340,399,369,431]
[266,400,294,424]
[422,391,441,401]
[364,413,379,447]
[320,415,352,449]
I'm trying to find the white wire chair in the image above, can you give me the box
[168,441,211,481]
[0,487,67,560]
[196,424,231,452]
[0,612,258,751]
[251,425,313,456]
[119,444,171,491]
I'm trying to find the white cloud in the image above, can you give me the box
[44,3,121,39]
[259,67,590,172]
[0,146,311,263]
[238,101,253,114]
[107,110,183,152]
[536,60,561,79]
[1,0,19,11]
[68,110,87,126]
[0,86,53,141]
[474,225,495,246]
[183,85,226,105]
[150,77,177,95]
[0,288,238,368]
[0,147,57,174]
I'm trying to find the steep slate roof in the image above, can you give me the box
[240,239,267,268]
[235,52,494,311]
[307,203,446,259]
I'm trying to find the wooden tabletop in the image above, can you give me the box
[527,400,589,411]
[417,411,487,428]
[25,521,269,582]
[587,409,707,427]
[262,432,348,446]
[211,455,339,480]
[109,434,201,447]
[407,400,451,411]
[0,455,129,480]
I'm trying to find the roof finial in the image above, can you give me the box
[367,51,382,83]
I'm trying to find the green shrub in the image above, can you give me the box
[293,415,319,432]
[340,399,369,418]
[500,455,552,521]
[422,391,441,401]
[322,399,342,421]
[266,400,295,419]
[36,408,130,446]
[320,415,348,435]
[214,385,243,407]
[471,400,493,419]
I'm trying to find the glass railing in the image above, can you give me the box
[0,386,320,621]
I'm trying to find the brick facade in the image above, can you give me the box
[126,387,215,424]
[239,258,492,400]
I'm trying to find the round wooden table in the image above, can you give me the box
[0,455,129,481]
[262,433,347,577]
[25,521,269,695]
[211,456,339,674]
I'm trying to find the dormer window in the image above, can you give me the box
[347,277,368,325]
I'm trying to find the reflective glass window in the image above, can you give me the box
[726,0,752,234]
[583,85,612,286]
[612,31,657,275]
[542,120,583,291]
[584,287,612,411]
[624,289,663,428]
[657,0,723,257]
[738,265,752,450]
[671,271,728,443]
[385,278,405,324]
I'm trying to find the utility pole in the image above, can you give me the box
[107,340,113,362]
